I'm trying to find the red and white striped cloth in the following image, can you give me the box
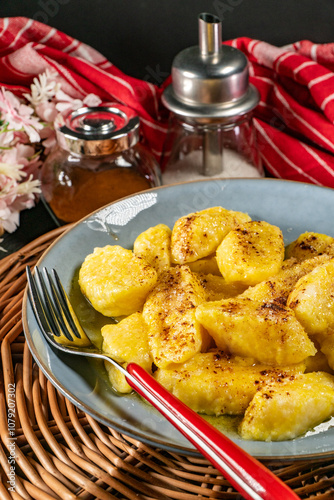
[227,38,334,186]
[2,17,334,187]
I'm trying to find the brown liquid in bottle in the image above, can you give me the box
[49,167,151,223]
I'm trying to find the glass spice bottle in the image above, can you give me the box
[40,105,161,224]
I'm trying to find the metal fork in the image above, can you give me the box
[26,266,299,500]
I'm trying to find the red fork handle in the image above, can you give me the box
[126,363,299,500]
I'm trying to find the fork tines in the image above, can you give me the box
[26,266,80,342]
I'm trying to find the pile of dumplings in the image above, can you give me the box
[78,207,334,442]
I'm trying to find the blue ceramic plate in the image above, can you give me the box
[22,178,334,459]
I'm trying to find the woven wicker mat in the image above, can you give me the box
[1,227,334,500]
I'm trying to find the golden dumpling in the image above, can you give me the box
[143,265,209,368]
[239,372,334,441]
[171,206,251,264]
[102,312,152,393]
[79,245,157,317]
[216,220,284,286]
[155,350,305,416]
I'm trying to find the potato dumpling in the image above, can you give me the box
[196,273,248,302]
[314,333,334,371]
[241,253,332,306]
[102,313,151,367]
[286,232,334,261]
[216,220,284,286]
[143,265,209,368]
[102,312,152,393]
[304,349,333,374]
[187,255,221,276]
[196,295,316,366]
[171,206,251,265]
[155,350,305,416]
[239,372,334,441]
[79,245,157,317]
[287,258,334,335]
[104,365,133,394]
[133,223,172,274]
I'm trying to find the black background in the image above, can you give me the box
[1,0,333,80]
[0,0,333,254]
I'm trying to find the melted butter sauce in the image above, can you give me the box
[203,414,242,438]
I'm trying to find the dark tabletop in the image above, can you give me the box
[1,202,59,258]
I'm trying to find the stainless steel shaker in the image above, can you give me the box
[162,13,263,178]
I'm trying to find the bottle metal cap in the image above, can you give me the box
[54,105,140,156]
[162,13,259,122]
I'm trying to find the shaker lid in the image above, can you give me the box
[162,13,259,121]
[54,104,140,156]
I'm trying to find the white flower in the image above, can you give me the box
[0,162,25,181]
[0,88,43,143]
[0,128,14,146]
[55,90,102,113]
[0,202,20,233]
[24,69,61,106]
[16,174,41,196]
[83,93,103,107]
[35,101,58,122]
[0,171,41,233]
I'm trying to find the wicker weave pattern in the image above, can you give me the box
[1,227,334,499]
